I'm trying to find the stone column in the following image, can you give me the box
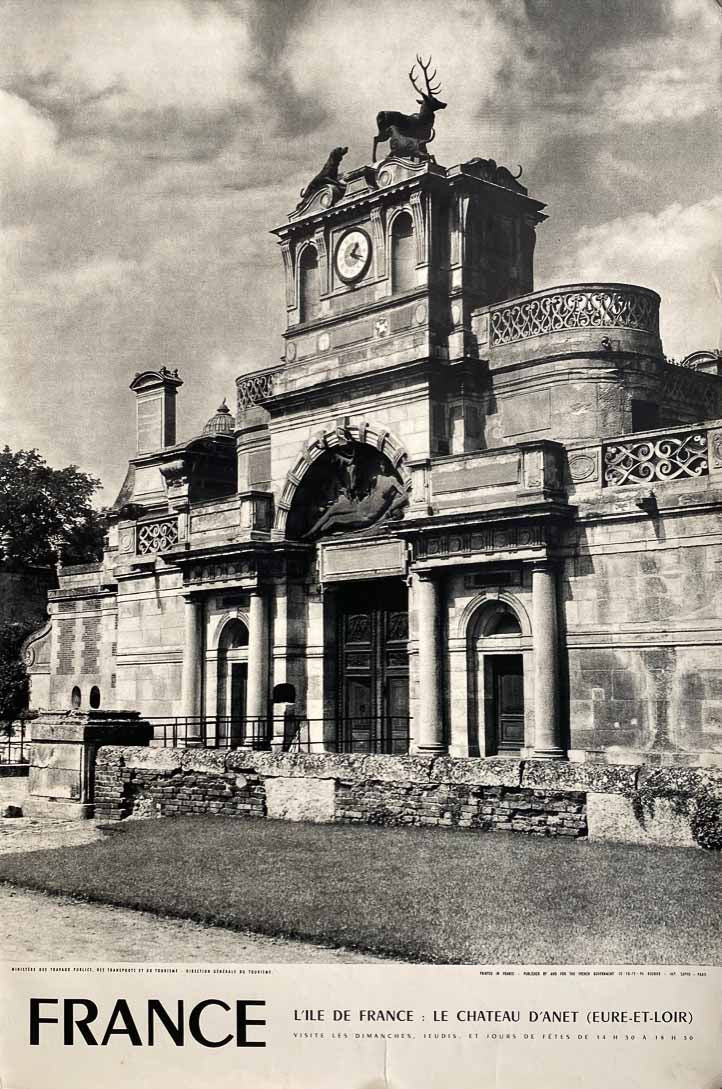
[180,594,203,738]
[415,572,446,753]
[532,561,565,759]
[247,587,269,743]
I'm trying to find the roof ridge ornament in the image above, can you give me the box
[296,146,349,213]
[373,55,447,163]
[202,397,235,436]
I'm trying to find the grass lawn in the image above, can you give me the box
[0,817,719,963]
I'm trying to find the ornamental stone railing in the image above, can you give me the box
[137,517,179,555]
[602,428,708,487]
[236,367,281,412]
[486,283,660,347]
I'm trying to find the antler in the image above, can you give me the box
[409,54,442,98]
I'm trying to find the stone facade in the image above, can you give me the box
[24,150,722,780]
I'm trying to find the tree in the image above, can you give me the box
[0,622,30,730]
[0,446,106,570]
[0,447,108,729]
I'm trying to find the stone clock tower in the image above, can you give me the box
[269,155,546,459]
[26,63,722,793]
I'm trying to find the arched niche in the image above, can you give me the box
[298,243,320,323]
[390,210,415,293]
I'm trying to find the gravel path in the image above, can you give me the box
[0,815,105,854]
[0,817,387,963]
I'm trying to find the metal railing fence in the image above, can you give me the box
[1,720,28,765]
[146,715,411,755]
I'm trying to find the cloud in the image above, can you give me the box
[0,88,107,251]
[543,196,722,357]
[2,1,254,107]
[586,25,719,131]
[284,0,537,167]
[1,0,265,166]
[0,0,719,501]
[486,0,719,145]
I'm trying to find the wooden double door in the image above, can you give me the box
[336,580,409,753]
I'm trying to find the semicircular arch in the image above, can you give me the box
[208,611,250,652]
[274,420,411,537]
[456,590,532,642]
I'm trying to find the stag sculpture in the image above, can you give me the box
[373,56,446,162]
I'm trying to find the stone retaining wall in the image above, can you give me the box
[94,749,722,848]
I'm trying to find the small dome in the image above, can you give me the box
[203,398,235,435]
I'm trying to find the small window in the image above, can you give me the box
[273,683,296,704]
[391,212,416,293]
[631,399,659,432]
[89,685,101,709]
[299,246,320,323]
[488,613,522,636]
[71,686,81,709]
[220,620,248,650]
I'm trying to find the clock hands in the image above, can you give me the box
[337,233,369,280]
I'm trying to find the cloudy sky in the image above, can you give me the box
[1,0,720,502]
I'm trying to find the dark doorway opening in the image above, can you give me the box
[487,654,524,754]
[336,579,409,753]
[217,619,249,745]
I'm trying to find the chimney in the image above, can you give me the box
[129,368,183,454]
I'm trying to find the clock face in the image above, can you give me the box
[335,229,372,283]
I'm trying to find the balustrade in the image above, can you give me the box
[602,429,708,487]
[137,518,179,555]
[236,368,279,411]
[487,284,659,347]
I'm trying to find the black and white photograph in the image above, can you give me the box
[0,1,720,1086]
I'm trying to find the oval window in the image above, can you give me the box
[89,686,101,709]
[71,686,81,709]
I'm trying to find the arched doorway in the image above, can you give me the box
[217,619,249,745]
[471,600,528,756]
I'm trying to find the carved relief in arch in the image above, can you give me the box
[275,422,411,540]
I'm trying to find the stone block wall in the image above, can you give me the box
[334,780,586,836]
[114,571,185,717]
[561,503,722,760]
[93,748,722,848]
